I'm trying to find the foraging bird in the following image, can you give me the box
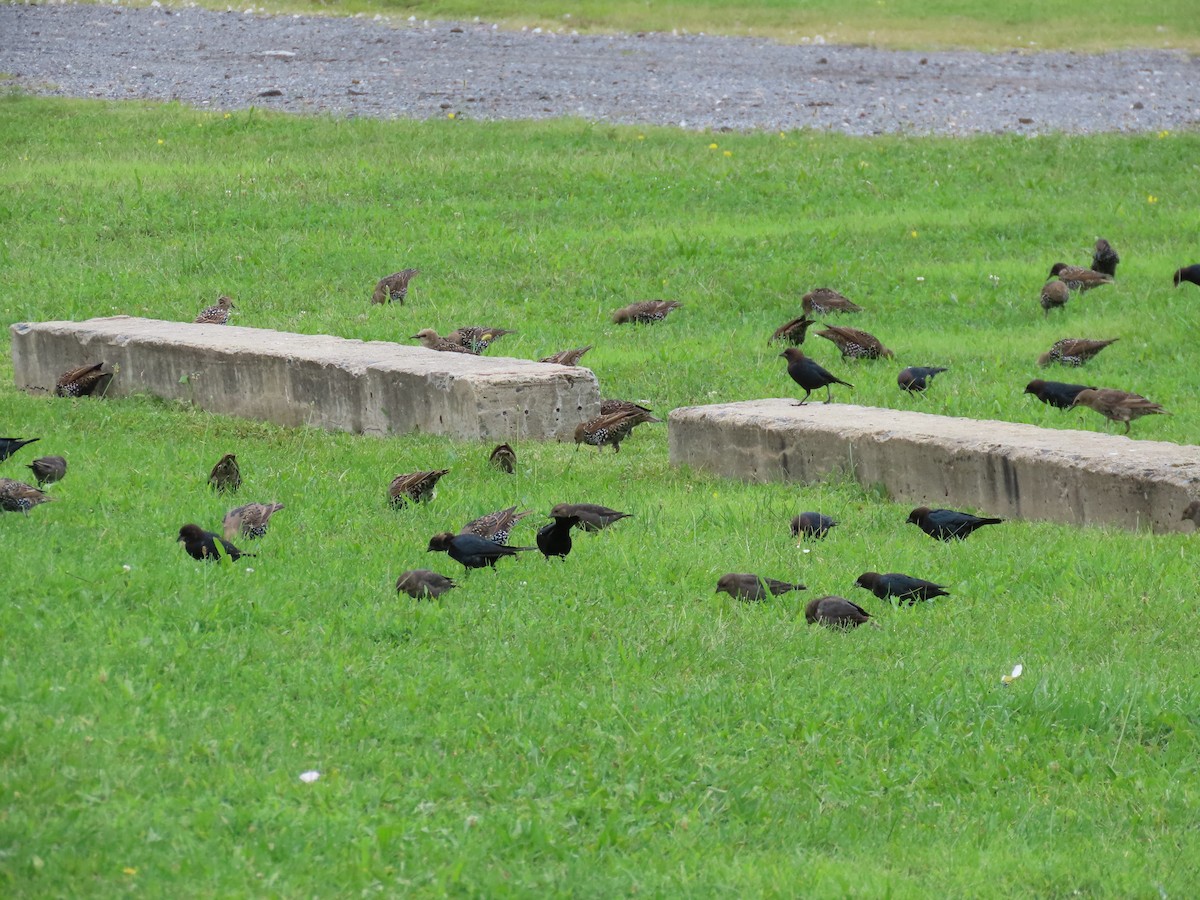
[1040,280,1070,316]
[612,300,682,324]
[1048,263,1112,292]
[208,453,241,494]
[715,573,806,602]
[411,328,479,354]
[371,268,419,304]
[549,502,630,531]
[1069,388,1168,435]
[460,506,533,545]
[769,316,817,345]
[194,295,235,325]
[1182,500,1200,527]
[0,477,53,513]
[395,569,457,599]
[907,506,1003,541]
[600,399,656,418]
[1024,379,1096,410]
[574,408,660,453]
[489,443,516,474]
[26,455,67,487]
[388,469,450,508]
[536,513,579,559]
[805,595,873,629]
[816,325,893,360]
[447,326,516,354]
[1092,239,1119,278]
[177,523,254,561]
[55,362,113,398]
[427,531,535,570]
[1174,265,1200,288]
[802,288,862,316]
[780,348,853,405]
[854,571,950,604]
[791,511,837,540]
[222,502,285,540]
[1037,337,1119,367]
[0,437,39,463]
[898,366,948,393]
[539,346,592,366]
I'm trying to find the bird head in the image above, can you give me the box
[1048,262,1067,277]
[780,348,803,362]
[178,523,204,543]
[906,508,929,525]
[854,572,879,589]
[572,423,588,445]
[1023,379,1044,396]
[426,532,455,552]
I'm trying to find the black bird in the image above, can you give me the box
[208,453,242,493]
[0,437,39,463]
[395,569,457,599]
[489,443,516,474]
[1024,379,1096,410]
[805,596,873,629]
[427,531,535,570]
[907,506,1003,541]
[780,348,853,405]
[55,363,113,398]
[898,366,948,393]
[855,571,950,604]
[715,573,805,602]
[27,455,67,487]
[1174,265,1200,288]
[791,511,837,540]
[536,514,579,559]
[1092,239,1119,278]
[549,502,631,531]
[177,523,254,562]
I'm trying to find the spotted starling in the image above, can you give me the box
[388,469,450,508]
[195,295,235,325]
[907,506,1003,541]
[208,453,242,494]
[536,514,579,559]
[411,329,479,354]
[898,366,948,393]
[574,408,660,453]
[791,511,837,539]
[461,506,533,545]
[55,363,113,398]
[26,456,67,487]
[489,443,516,474]
[549,502,631,531]
[371,269,419,304]
[600,399,656,418]
[715,573,806,602]
[1092,239,1119,278]
[427,531,535,570]
[223,502,285,540]
[769,316,817,345]
[539,346,593,366]
[854,571,950,604]
[1024,379,1096,410]
[805,595,873,629]
[801,288,862,316]
[447,326,516,354]
[1048,263,1113,292]
[1069,388,1168,435]
[780,348,853,405]
[1174,265,1200,288]
[178,523,254,561]
[612,300,682,324]
[1037,337,1119,367]
[1182,500,1200,526]
[395,569,457,599]
[0,477,53,513]
[817,325,893,360]
[1040,280,1070,316]
[0,437,39,463]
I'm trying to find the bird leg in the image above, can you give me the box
[824,385,834,404]
[792,389,812,407]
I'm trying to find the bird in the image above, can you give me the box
[801,288,862,316]
[549,502,631,531]
[222,502,285,540]
[460,506,533,545]
[816,325,893,360]
[805,595,873,629]
[388,469,450,508]
[1182,501,1200,527]
[574,408,660,453]
[1069,388,1168,435]
[208,453,241,494]
[539,346,592,366]
[907,506,1003,541]
[177,523,254,562]
[194,295,235,325]
[371,269,419,304]
[447,326,516,354]
[780,348,853,405]
[1174,265,1200,288]
[1037,337,1119,367]
[612,300,682,324]
[715,573,806,602]
[1024,379,1096,410]
[411,329,479,354]
[427,531,535,570]
[395,569,457,599]
[1040,280,1070,316]
[0,477,53,513]
[1047,263,1113,292]
[791,512,837,540]
[600,399,657,418]
[55,363,113,398]
[1092,239,1119,278]
[536,513,579,559]
[0,437,39,463]
[489,443,516,474]
[854,571,950,604]
[898,366,948,393]
[769,316,817,345]
[26,455,67,487]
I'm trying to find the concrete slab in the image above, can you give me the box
[11,317,600,442]
[668,399,1200,534]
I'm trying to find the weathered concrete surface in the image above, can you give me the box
[11,317,599,441]
[669,399,1200,533]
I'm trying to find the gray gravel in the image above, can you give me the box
[3,3,1199,135]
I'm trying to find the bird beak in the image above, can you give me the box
[778,351,786,358]
[410,334,421,340]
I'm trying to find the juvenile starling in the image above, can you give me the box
[898,366,948,393]
[816,325,893,360]
[1182,500,1200,527]
[208,453,242,494]
[907,506,1003,541]
[1092,239,1119,278]
[194,295,235,325]
[1047,263,1113,292]
[1040,280,1070,316]
[388,469,450,508]
[769,316,817,345]
[600,399,656,418]
[791,511,837,540]
[27,456,67,487]
[539,346,592,366]
[1037,337,1119,367]
[805,595,873,629]
[549,502,631,531]
[854,571,950,604]
[395,569,457,599]
[461,506,533,545]
[1069,388,1168,435]
[612,300,682,324]
[780,348,853,405]
[1024,379,1096,410]
[222,502,285,540]
[447,326,516,354]
[371,268,419,304]
[0,477,53,513]
[411,328,479,354]
[574,408,660,453]
[715,573,806,602]
[536,514,579,559]
[0,437,39,463]
[177,523,253,561]
[489,443,516,474]
[1174,264,1200,288]
[55,362,113,398]
[801,288,862,316]
[427,531,535,570]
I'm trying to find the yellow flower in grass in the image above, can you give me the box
[910,230,919,238]
[1147,195,1158,204]
[708,142,718,149]
[723,150,732,157]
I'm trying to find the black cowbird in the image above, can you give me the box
[0,437,39,463]
[1024,379,1096,410]
[855,571,950,604]
[208,453,241,493]
[395,569,456,599]
[411,329,478,354]
[223,502,284,540]
[791,511,837,539]
[461,506,533,545]
[195,295,235,325]
[177,523,254,561]
[898,366,948,393]
[539,346,592,366]
[574,408,660,453]
[1092,239,1119,278]
[1182,501,1200,527]
[802,288,862,316]
[780,348,853,405]
[447,326,516,354]
[715,573,805,602]
[805,595,873,629]
[0,477,53,513]
[817,325,893,360]
[489,443,516,474]
[549,502,631,531]
[388,469,449,508]
[536,514,579,559]
[427,531,535,571]
[1040,280,1070,316]
[372,268,419,304]
[612,300,682,324]
[27,455,67,487]
[907,506,1003,541]
[55,362,113,398]
[1069,388,1168,435]
[1048,263,1112,292]
[1037,337,1118,367]
[1173,265,1200,288]
[769,316,817,345]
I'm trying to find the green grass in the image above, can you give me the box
[2,95,1200,895]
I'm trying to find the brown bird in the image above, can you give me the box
[780,348,853,405]
[447,326,516,354]
[1048,263,1113,292]
[1037,337,1119,367]
[549,502,631,531]
[208,453,241,493]
[222,502,285,540]
[1040,280,1070,316]
[194,295,235,325]
[769,316,817,345]
[612,300,682,324]
[460,506,534,545]
[177,523,253,562]
[0,477,53,513]
[539,346,592,366]
[791,511,837,540]
[1069,388,1168,435]
[802,288,862,316]
[897,366,948,393]
[1182,500,1200,527]
[1174,264,1200,288]
[26,456,67,487]
[574,408,660,453]
[371,268,419,304]
[55,362,113,398]
[600,399,656,418]
[411,329,479,354]
[816,325,893,360]
[1092,239,1119,278]
[805,595,873,629]
[395,569,457,599]
[388,469,450,508]
[715,573,806,602]
[489,443,516,474]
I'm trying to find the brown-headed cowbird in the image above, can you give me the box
[1040,280,1070,316]
[1092,239,1119,278]
[55,362,113,398]
[27,456,67,487]
[195,295,235,325]
[427,531,535,570]
[539,346,593,366]
[780,348,853,405]
[0,477,53,513]
[805,595,873,629]
[208,453,241,494]
[411,328,479,354]
[574,408,660,453]
[907,506,1003,541]
[1174,264,1200,288]
[1048,263,1113,292]
[447,326,516,354]
[0,437,39,463]
[1024,379,1096,410]
[817,325,893,360]
[612,300,682,324]
[372,269,419,304]
[715,573,806,602]
[177,523,254,561]
[395,569,457,599]
[769,316,817,345]
[898,366,948,393]
[536,514,579,559]
[549,502,630,531]
[802,288,862,316]
[489,443,516,474]
[791,511,837,539]
[1182,500,1200,526]
[855,571,950,604]
[461,506,533,545]
[1069,388,1168,435]
[223,502,285,540]
[1037,337,1119,367]
[389,469,450,508]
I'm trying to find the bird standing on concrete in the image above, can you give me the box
[1040,280,1070,316]
[411,329,479,354]
[805,596,873,629]
[574,408,660,453]
[1069,388,1168,435]
[195,295,235,325]
[802,288,862,316]
[372,269,419,304]
[549,502,631,531]
[388,469,450,508]
[536,513,579,559]
[1024,379,1096,410]
[427,531,535,571]
[898,366,948,393]
[489,443,516,474]
[855,571,950,604]
[461,506,533,545]
[0,477,53,513]
[1092,239,1119,277]
[780,348,853,405]
[791,512,837,540]
[817,325,893,360]
[769,316,817,345]
[715,573,806,602]
[27,456,67,487]
[1037,337,1119,367]
[0,437,39,463]
[447,326,516,354]
[907,506,1003,541]
[208,454,241,494]
[223,502,285,540]
[1174,265,1200,288]
[539,347,593,366]
[1048,263,1113,292]
[395,569,457,599]
[177,523,254,561]
[55,363,113,398]
[612,300,682,324]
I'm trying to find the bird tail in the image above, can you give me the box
[836,378,855,388]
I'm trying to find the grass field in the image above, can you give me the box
[2,95,1200,896]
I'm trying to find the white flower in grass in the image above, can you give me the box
[1001,664,1023,686]
[299,770,320,783]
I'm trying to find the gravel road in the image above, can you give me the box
[3,4,1199,135]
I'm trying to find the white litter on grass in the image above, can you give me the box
[299,770,320,783]
[1001,663,1024,685]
